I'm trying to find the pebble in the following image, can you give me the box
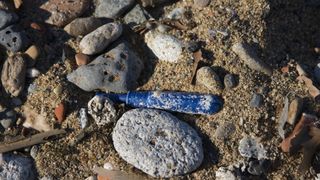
[112,109,204,177]
[1,54,27,96]
[103,162,114,170]
[64,17,109,36]
[68,42,144,92]
[25,45,40,62]
[145,31,183,63]
[232,42,272,76]
[75,53,90,66]
[224,74,237,89]
[30,22,43,31]
[0,9,18,30]
[215,122,236,140]
[216,166,237,180]
[53,85,63,96]
[314,63,320,83]
[124,4,148,28]
[196,66,222,91]
[94,0,135,18]
[54,102,66,124]
[26,68,40,78]
[79,23,123,55]
[250,93,263,108]
[167,7,185,20]
[79,108,88,128]
[238,136,267,160]
[0,25,28,52]
[87,95,117,126]
[187,41,200,52]
[0,108,16,129]
[0,153,37,179]
[30,145,39,159]
[247,159,269,176]
[39,0,90,27]
[194,0,211,7]
[287,97,303,125]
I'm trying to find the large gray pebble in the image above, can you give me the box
[145,31,183,63]
[68,42,143,92]
[1,54,27,96]
[124,4,149,28]
[232,42,272,76]
[113,109,204,177]
[0,9,18,30]
[94,0,135,18]
[0,153,37,180]
[79,23,122,55]
[0,25,28,52]
[64,17,110,36]
[0,108,17,129]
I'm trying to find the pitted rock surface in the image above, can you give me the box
[0,25,28,52]
[67,42,143,92]
[112,109,204,177]
[87,95,117,126]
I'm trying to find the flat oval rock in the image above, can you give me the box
[1,54,27,96]
[112,109,204,177]
[79,23,122,55]
[94,0,135,18]
[64,17,110,36]
[68,42,143,92]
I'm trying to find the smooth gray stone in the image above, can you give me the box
[112,109,204,177]
[64,17,111,36]
[68,42,143,93]
[250,93,263,108]
[0,9,18,30]
[94,0,135,18]
[0,25,28,52]
[224,74,237,89]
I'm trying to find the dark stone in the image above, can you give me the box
[0,108,17,129]
[0,9,18,30]
[187,41,200,52]
[247,159,270,176]
[0,25,28,52]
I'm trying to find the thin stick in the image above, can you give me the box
[0,129,66,153]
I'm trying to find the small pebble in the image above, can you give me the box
[238,136,267,160]
[167,7,185,20]
[224,74,237,89]
[247,159,270,176]
[0,109,17,129]
[250,93,263,108]
[187,41,200,52]
[26,68,40,78]
[196,66,222,91]
[88,95,117,126]
[30,22,43,31]
[215,122,236,140]
[75,53,90,66]
[25,45,40,61]
[54,102,66,124]
[53,85,63,96]
[30,145,39,159]
[103,162,114,170]
[79,108,88,129]
[194,0,211,7]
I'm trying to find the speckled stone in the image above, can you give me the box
[64,17,110,36]
[196,66,222,91]
[38,0,90,27]
[94,0,135,18]
[79,23,122,55]
[113,109,204,178]
[68,42,143,92]
[88,95,117,126]
[0,25,28,52]
[0,9,18,30]
[1,54,27,96]
[145,31,183,63]
[0,153,37,179]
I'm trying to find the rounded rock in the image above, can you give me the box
[224,74,237,89]
[75,53,90,66]
[0,25,28,52]
[64,17,109,36]
[145,31,182,63]
[88,95,117,126]
[54,102,66,124]
[0,109,17,129]
[196,66,222,91]
[112,109,204,177]
[79,23,123,55]
[215,122,236,140]
[0,9,18,30]
[250,93,263,108]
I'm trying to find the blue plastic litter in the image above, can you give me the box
[96,91,223,115]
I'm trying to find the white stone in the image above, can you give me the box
[26,68,40,78]
[145,31,182,63]
[88,95,117,126]
[238,136,267,160]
